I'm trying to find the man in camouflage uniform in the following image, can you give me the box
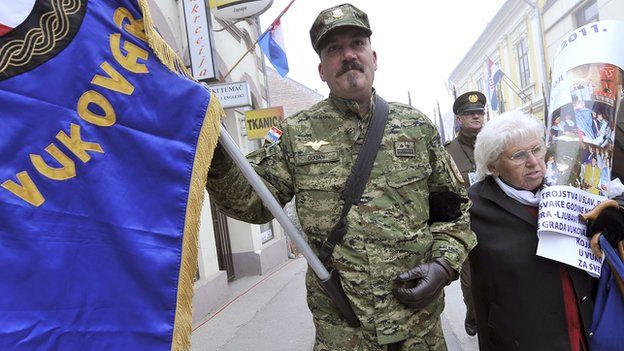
[444,91,486,336]
[207,3,476,350]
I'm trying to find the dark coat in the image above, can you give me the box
[445,132,476,186]
[468,177,596,351]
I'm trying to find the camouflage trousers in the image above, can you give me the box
[313,317,447,351]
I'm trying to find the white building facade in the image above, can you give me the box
[542,0,624,69]
[447,0,624,125]
[449,0,548,123]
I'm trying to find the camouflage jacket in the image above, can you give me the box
[206,91,476,344]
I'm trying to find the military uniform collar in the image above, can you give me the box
[457,130,477,148]
[329,88,376,119]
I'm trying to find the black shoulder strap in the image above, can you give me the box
[318,95,390,264]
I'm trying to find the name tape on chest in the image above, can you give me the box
[294,151,340,165]
[394,141,416,157]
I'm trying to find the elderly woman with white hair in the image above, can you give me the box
[468,111,596,351]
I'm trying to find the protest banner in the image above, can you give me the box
[538,20,624,276]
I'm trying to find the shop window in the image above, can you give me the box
[260,223,274,243]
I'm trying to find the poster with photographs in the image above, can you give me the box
[537,20,624,276]
[545,63,622,195]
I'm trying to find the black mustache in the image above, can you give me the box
[336,60,365,77]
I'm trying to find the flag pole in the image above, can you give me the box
[220,38,262,82]
[218,126,327,279]
[542,83,549,125]
[217,124,360,327]
[220,0,296,82]
[437,100,446,144]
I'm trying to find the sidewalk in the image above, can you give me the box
[191,257,478,351]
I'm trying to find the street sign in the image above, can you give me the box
[208,81,252,109]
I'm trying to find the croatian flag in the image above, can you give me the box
[258,17,289,77]
[0,0,36,36]
[487,58,504,111]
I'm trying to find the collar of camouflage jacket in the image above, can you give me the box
[329,88,376,119]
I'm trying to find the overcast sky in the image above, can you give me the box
[259,0,506,119]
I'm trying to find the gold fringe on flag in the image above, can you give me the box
[172,94,224,351]
[135,2,225,350]
[137,0,193,78]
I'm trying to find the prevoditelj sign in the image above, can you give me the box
[209,81,252,109]
[0,0,222,350]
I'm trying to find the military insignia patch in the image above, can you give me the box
[264,126,282,144]
[448,155,465,184]
[303,140,329,151]
[468,94,478,103]
[332,9,344,18]
[394,141,416,157]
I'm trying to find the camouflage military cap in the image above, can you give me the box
[309,3,372,53]
[453,91,487,115]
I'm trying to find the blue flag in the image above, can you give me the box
[258,17,290,77]
[258,0,295,78]
[0,0,222,349]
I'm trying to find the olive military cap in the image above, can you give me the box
[309,3,372,53]
[453,91,487,115]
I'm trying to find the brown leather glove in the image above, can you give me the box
[393,259,458,309]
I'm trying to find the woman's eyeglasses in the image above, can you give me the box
[506,144,546,164]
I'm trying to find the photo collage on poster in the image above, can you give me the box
[545,63,624,197]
